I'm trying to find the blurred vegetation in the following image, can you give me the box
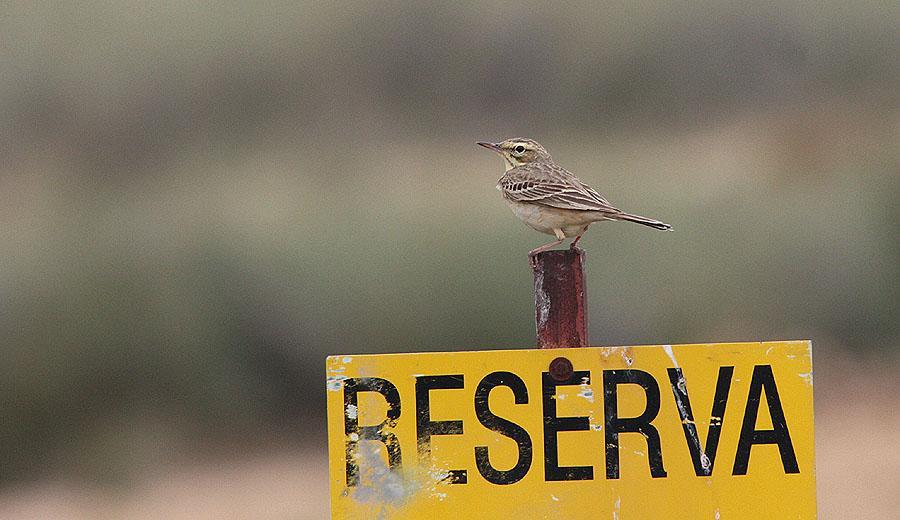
[1,1,897,486]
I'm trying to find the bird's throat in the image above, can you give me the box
[503,156,518,171]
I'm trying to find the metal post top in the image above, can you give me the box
[531,247,588,349]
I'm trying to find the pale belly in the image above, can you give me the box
[506,200,606,237]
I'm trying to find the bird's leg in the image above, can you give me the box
[528,239,564,257]
[569,225,589,250]
[528,229,566,267]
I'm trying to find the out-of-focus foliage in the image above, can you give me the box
[1,1,897,485]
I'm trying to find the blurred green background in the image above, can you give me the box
[2,1,897,518]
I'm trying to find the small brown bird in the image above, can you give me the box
[478,138,671,260]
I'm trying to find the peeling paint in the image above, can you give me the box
[676,377,687,395]
[798,372,813,386]
[670,376,690,421]
[348,443,416,511]
[612,497,621,519]
[427,467,452,483]
[662,344,679,368]
[551,494,560,502]
[600,346,634,366]
[668,358,712,474]
[344,444,462,514]
[327,374,348,392]
[700,453,712,471]
[589,414,602,431]
[578,378,595,402]
[534,274,550,330]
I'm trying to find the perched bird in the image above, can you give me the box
[477,138,671,260]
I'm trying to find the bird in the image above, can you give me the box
[477,138,671,262]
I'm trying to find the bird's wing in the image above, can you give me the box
[498,164,619,212]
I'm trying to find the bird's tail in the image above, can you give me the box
[615,212,673,231]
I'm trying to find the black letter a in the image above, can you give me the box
[733,365,800,475]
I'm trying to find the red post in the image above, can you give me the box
[532,248,588,349]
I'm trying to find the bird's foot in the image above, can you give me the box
[569,234,584,250]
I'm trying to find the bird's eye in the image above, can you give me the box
[513,145,526,155]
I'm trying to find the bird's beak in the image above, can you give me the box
[477,141,501,153]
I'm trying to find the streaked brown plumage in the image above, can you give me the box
[477,138,671,260]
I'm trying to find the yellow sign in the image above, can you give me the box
[326,341,815,518]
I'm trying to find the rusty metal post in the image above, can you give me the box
[532,248,588,349]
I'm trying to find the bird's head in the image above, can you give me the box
[477,138,550,170]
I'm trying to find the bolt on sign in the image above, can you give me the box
[326,341,816,518]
